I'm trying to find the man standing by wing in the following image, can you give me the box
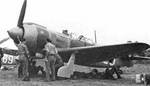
[43,38,64,81]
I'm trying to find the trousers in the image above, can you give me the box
[45,55,56,81]
[18,55,29,79]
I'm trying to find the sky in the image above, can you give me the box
[0,0,150,48]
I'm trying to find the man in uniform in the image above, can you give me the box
[43,38,63,81]
[17,38,30,81]
[108,59,122,79]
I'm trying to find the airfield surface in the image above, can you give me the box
[0,64,149,86]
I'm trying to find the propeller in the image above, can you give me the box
[17,0,27,39]
[0,37,9,45]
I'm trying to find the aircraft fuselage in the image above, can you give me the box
[8,23,94,56]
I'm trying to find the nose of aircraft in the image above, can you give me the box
[7,27,23,40]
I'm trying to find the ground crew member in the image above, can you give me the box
[103,67,116,80]
[17,38,30,81]
[108,59,122,79]
[0,48,4,68]
[111,66,122,79]
[43,38,63,81]
[143,74,150,86]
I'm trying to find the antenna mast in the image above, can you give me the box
[94,30,97,44]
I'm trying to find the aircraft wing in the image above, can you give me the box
[58,42,150,66]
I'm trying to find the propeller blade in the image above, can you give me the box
[0,37,9,44]
[17,0,27,28]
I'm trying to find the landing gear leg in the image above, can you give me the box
[57,52,76,78]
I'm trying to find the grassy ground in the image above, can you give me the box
[0,64,149,86]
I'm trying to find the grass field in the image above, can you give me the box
[0,64,149,86]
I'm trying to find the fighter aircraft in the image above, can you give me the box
[5,0,150,78]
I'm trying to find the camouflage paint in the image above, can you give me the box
[36,24,49,52]
[23,23,38,55]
